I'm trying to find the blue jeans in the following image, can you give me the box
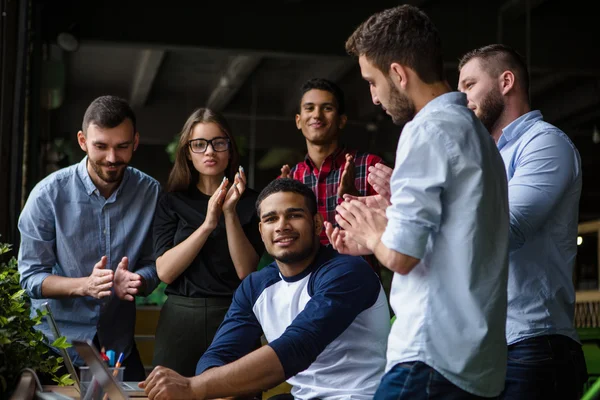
[501,335,588,399]
[374,361,495,400]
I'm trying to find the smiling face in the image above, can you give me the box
[187,122,230,177]
[358,55,416,126]
[458,57,505,133]
[258,191,322,269]
[295,89,347,146]
[78,119,138,186]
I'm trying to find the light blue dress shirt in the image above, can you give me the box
[18,156,161,366]
[381,92,509,397]
[498,110,582,345]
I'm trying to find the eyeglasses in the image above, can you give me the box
[188,137,230,153]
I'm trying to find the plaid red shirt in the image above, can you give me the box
[288,147,382,246]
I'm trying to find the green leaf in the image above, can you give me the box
[10,289,25,299]
[51,335,70,349]
[58,374,75,386]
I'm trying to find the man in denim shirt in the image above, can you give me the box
[18,95,161,381]
[458,44,587,399]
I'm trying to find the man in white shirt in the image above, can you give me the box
[327,4,510,399]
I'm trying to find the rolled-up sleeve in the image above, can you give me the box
[132,183,161,294]
[17,184,56,299]
[134,230,160,295]
[507,132,578,251]
[381,126,449,259]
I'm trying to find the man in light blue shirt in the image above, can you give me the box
[458,44,587,399]
[18,95,161,381]
[326,5,510,399]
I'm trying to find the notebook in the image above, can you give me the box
[41,302,146,397]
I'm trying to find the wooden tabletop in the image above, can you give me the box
[42,385,149,400]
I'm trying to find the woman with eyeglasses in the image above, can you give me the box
[151,108,264,377]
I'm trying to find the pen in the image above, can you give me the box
[103,352,125,400]
[113,352,124,376]
[100,347,109,363]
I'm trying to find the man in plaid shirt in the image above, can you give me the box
[281,78,384,273]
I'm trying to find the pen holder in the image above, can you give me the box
[79,366,125,400]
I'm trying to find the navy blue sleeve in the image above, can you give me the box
[195,271,271,375]
[268,254,382,379]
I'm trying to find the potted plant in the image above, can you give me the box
[0,239,73,399]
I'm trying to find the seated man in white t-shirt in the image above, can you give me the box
[139,178,391,400]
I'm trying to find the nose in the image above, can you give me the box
[106,148,117,163]
[311,107,323,119]
[204,142,216,155]
[370,86,380,105]
[275,217,291,233]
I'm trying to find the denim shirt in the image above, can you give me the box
[18,156,160,365]
[382,92,509,397]
[498,110,582,345]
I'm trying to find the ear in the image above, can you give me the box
[313,212,324,236]
[499,70,515,96]
[77,130,87,152]
[258,220,265,240]
[295,113,302,130]
[133,132,140,151]
[389,63,409,90]
[338,114,348,130]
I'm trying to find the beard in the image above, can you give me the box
[88,157,126,183]
[386,77,416,126]
[270,236,318,265]
[477,88,505,133]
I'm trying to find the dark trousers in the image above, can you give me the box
[152,294,232,377]
[374,361,495,400]
[501,334,588,400]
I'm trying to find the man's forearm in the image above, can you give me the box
[191,345,285,399]
[41,275,87,298]
[374,241,420,275]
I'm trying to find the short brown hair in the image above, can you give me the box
[167,108,240,192]
[82,95,136,135]
[345,4,445,84]
[458,44,530,98]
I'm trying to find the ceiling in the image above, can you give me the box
[36,0,600,220]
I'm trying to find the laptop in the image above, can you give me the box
[41,302,146,397]
[72,339,129,400]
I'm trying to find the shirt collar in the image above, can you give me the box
[498,110,543,146]
[415,92,467,119]
[77,156,98,196]
[279,244,330,283]
[76,155,131,198]
[304,146,346,169]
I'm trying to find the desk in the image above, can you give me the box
[42,386,149,400]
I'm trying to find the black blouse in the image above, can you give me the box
[153,185,264,298]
